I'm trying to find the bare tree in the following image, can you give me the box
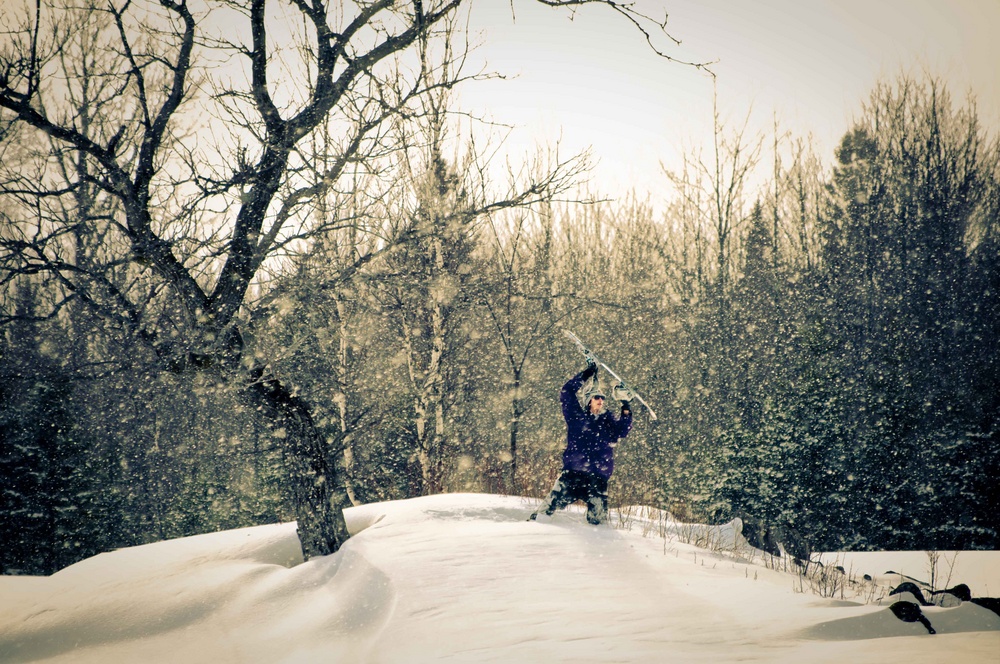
[1,0,697,557]
[480,199,579,493]
[664,91,763,300]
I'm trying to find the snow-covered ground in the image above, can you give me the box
[1,493,998,663]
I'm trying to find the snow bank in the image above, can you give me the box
[1,494,997,663]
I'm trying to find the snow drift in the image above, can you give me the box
[1,494,998,663]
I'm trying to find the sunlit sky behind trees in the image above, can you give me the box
[458,0,1000,199]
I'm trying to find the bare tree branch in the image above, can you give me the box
[533,0,715,71]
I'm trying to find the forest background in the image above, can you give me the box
[1,0,998,575]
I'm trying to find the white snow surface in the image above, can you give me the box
[1,493,998,663]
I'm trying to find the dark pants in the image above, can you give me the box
[537,469,609,524]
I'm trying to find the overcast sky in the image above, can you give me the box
[458,0,1000,198]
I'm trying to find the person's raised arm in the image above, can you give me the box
[562,361,597,417]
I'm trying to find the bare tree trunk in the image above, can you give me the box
[509,369,523,493]
[427,239,448,494]
[333,296,360,507]
[414,298,447,496]
[247,367,351,557]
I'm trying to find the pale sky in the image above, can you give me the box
[459,0,1000,199]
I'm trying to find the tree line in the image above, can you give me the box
[2,0,997,575]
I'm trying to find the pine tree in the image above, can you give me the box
[0,286,100,574]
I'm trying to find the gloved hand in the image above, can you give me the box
[612,383,634,402]
[620,400,632,414]
[582,359,598,380]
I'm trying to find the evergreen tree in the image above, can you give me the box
[816,77,999,548]
[0,286,101,574]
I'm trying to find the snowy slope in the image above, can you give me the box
[1,494,998,663]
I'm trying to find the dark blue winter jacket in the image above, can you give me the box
[560,370,633,480]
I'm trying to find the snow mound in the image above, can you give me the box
[802,600,1000,641]
[1,493,998,663]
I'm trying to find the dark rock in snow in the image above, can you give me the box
[889,582,931,606]
[971,597,1000,619]
[933,583,971,603]
[888,601,936,635]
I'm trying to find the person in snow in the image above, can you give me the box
[530,356,633,525]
